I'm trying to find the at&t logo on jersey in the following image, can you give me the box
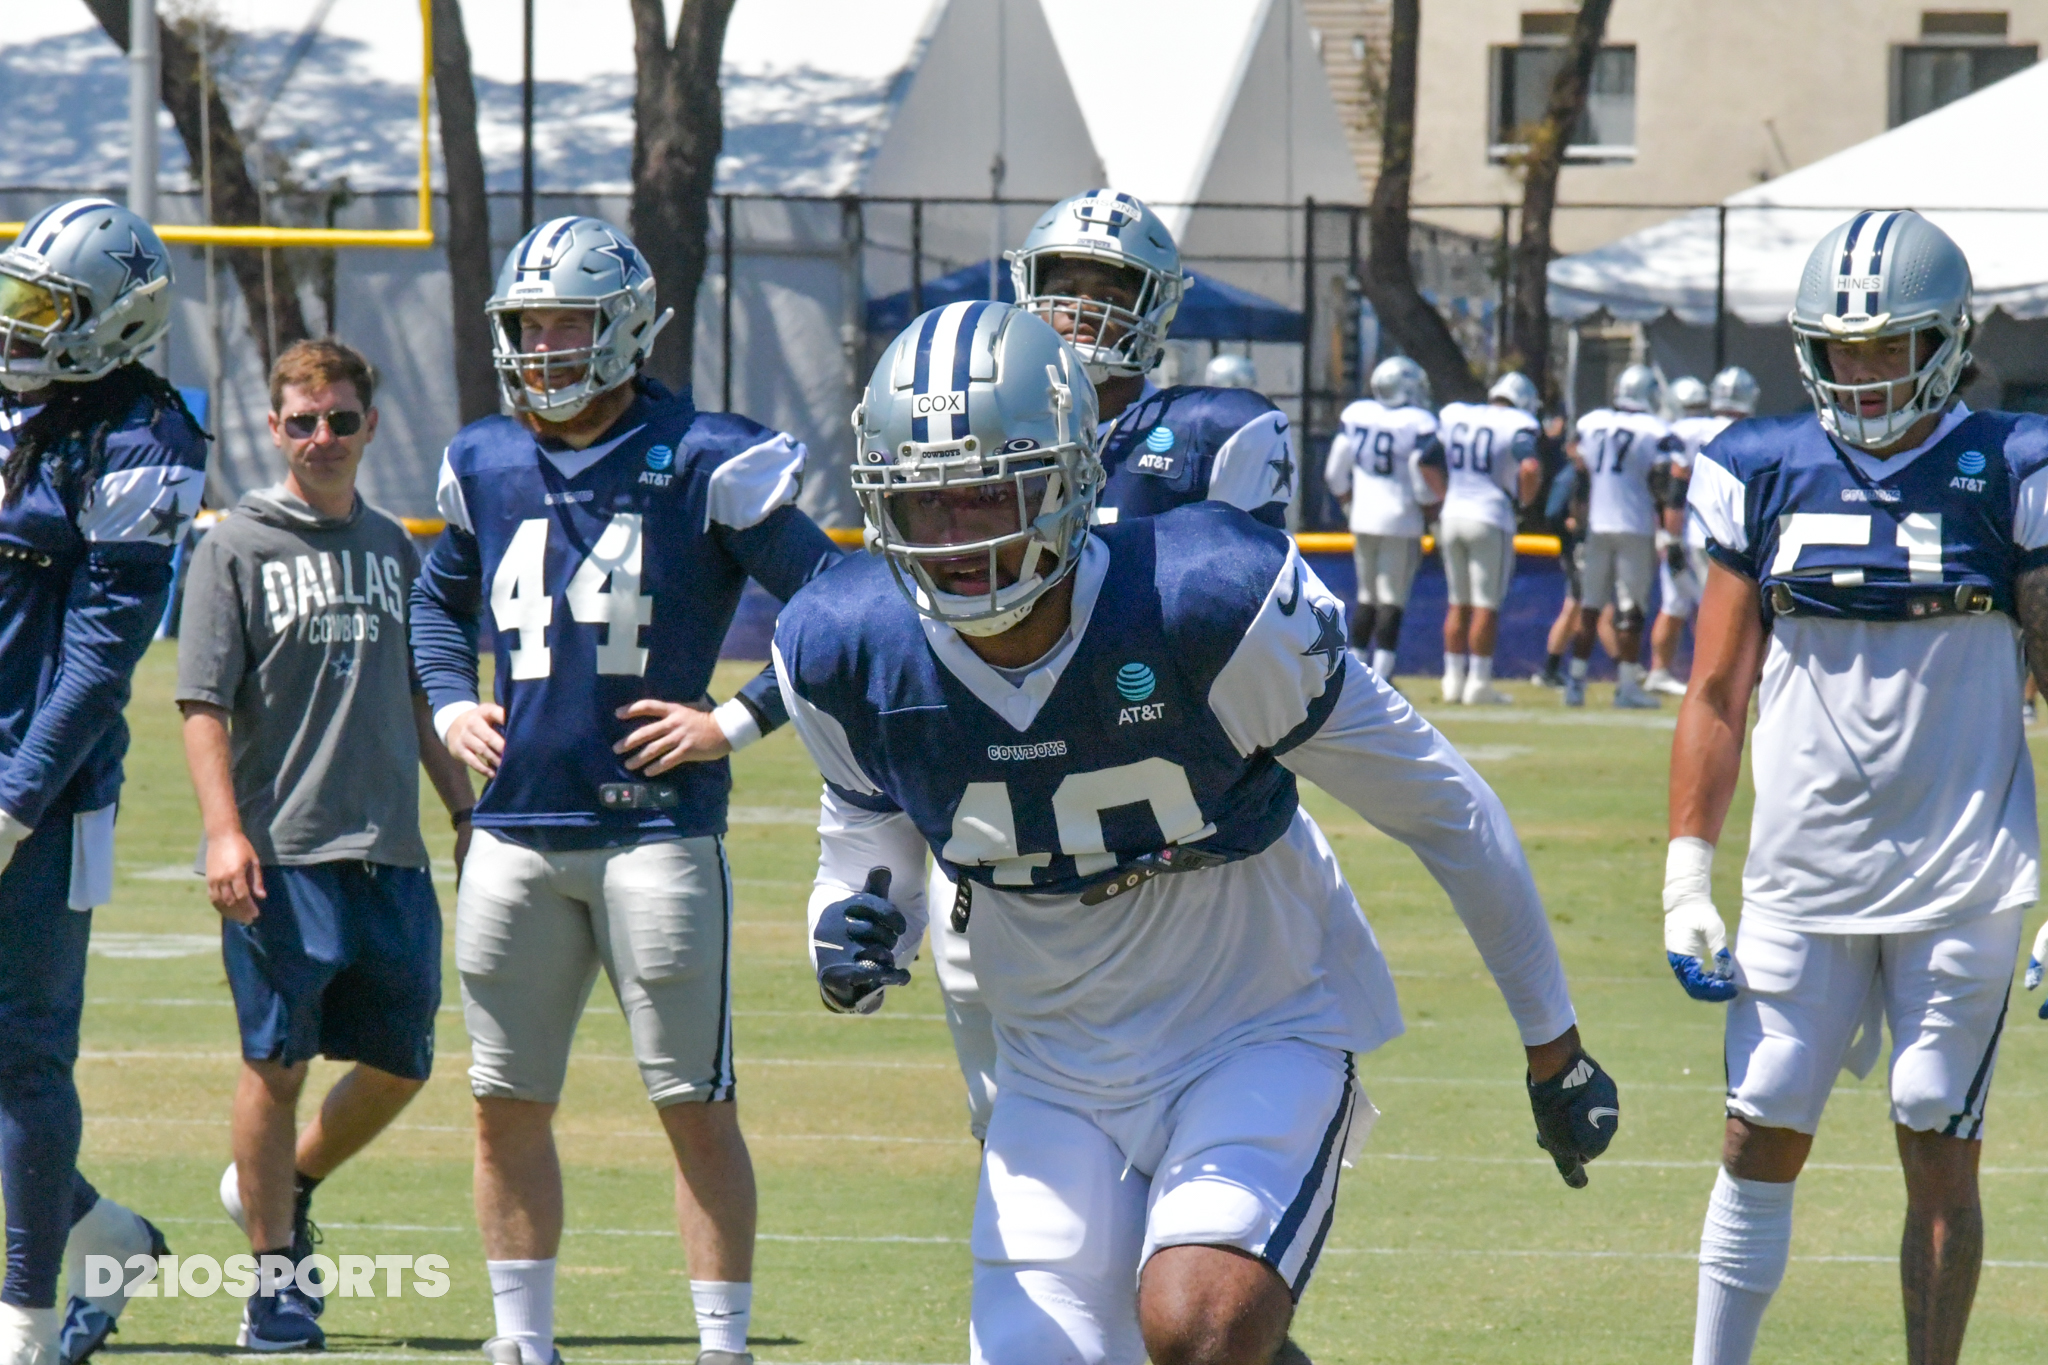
[1144,426,1175,454]
[1953,449,1987,492]
[640,443,675,486]
[1116,661,1164,724]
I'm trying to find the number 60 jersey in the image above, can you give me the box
[1689,405,2048,934]
[410,379,838,848]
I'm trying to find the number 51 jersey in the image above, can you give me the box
[411,379,837,847]
[1688,405,2048,932]
[773,504,1348,898]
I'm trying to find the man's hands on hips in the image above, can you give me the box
[445,703,507,779]
[1665,835,1736,1002]
[813,868,911,1014]
[1525,1026,1619,1188]
[615,699,731,775]
[206,830,266,924]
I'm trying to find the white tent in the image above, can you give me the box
[1548,61,2048,327]
[0,0,1104,522]
[1040,0,1364,392]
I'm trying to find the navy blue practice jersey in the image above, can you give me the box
[774,504,1349,899]
[0,383,206,826]
[410,380,837,847]
[1097,385,1294,527]
[1689,407,2048,619]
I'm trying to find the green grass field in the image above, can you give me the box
[71,646,2048,1363]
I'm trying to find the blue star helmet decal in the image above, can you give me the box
[105,230,162,296]
[591,230,646,288]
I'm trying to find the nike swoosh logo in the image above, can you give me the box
[1276,562,1303,615]
[1587,1107,1619,1129]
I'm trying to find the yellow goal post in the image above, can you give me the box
[1,0,435,249]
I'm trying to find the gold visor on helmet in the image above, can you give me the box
[0,273,70,331]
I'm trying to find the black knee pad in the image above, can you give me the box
[1373,607,1404,652]
[1349,603,1377,650]
[1615,606,1646,634]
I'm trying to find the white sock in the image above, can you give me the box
[65,1195,147,1311]
[0,1304,60,1356]
[1568,657,1590,681]
[1442,653,1468,695]
[690,1280,752,1355]
[1469,656,1494,686]
[487,1259,556,1365]
[1693,1170,1795,1365]
[1370,648,1397,678]
[1620,662,1644,689]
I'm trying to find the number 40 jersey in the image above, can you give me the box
[411,379,838,848]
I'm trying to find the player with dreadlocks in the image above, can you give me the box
[0,200,208,1365]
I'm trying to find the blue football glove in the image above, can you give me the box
[813,867,911,1015]
[2027,918,2048,1018]
[1664,837,1736,1003]
[1527,1049,1620,1189]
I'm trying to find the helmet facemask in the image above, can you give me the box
[488,292,666,421]
[1793,317,1968,451]
[855,359,1101,638]
[1013,248,1182,383]
[0,256,167,387]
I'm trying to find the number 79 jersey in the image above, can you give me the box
[773,505,1349,899]
[411,381,835,846]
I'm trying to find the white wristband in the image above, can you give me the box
[433,700,479,743]
[713,698,763,751]
[1664,836,1715,909]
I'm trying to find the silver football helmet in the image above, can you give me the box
[1488,370,1539,414]
[1371,356,1430,408]
[1789,209,1971,450]
[1010,189,1187,383]
[1204,353,1258,389]
[853,302,1100,637]
[1709,366,1759,416]
[1613,363,1661,413]
[486,216,672,420]
[1669,375,1709,415]
[0,198,173,389]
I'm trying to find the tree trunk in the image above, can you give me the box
[431,0,500,424]
[628,0,737,394]
[85,0,310,372]
[1506,0,1614,400]
[1360,0,1483,404]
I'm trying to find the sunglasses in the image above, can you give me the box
[280,409,364,439]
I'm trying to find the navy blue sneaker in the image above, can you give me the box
[237,1285,325,1353]
[59,1212,170,1365]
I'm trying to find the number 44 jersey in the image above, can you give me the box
[1689,405,2048,933]
[774,504,1576,1103]
[411,379,838,847]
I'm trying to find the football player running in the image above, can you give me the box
[1568,365,1685,707]
[1324,357,1441,679]
[1645,371,1759,697]
[925,190,1300,1154]
[778,303,1616,1365]
[0,200,206,1365]
[1670,212,2043,1365]
[1424,372,1543,704]
[411,218,837,1365]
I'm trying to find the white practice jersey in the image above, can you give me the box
[776,512,1577,1111]
[1689,404,2048,932]
[1433,402,1537,533]
[1669,415,1734,547]
[1576,408,1682,536]
[1324,399,1439,537]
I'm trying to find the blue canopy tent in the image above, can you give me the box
[865,260,1304,341]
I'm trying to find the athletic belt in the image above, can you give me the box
[597,782,680,811]
[1766,581,1996,619]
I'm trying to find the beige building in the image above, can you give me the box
[1306,2,2044,250]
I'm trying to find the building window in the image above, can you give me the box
[1891,11,2037,125]
[1489,18,1635,165]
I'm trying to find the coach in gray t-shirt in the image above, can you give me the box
[174,339,475,1351]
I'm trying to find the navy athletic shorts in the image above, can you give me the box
[222,861,441,1080]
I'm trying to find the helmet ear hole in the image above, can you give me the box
[120,321,144,340]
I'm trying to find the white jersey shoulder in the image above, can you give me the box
[1325,400,1438,538]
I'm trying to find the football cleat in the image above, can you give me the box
[1562,676,1586,708]
[1644,668,1689,697]
[484,1337,563,1365]
[60,1198,169,1365]
[1613,679,1662,709]
[1460,679,1514,706]
[219,1164,327,1316]
[237,1286,325,1353]
[694,1354,754,1365]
